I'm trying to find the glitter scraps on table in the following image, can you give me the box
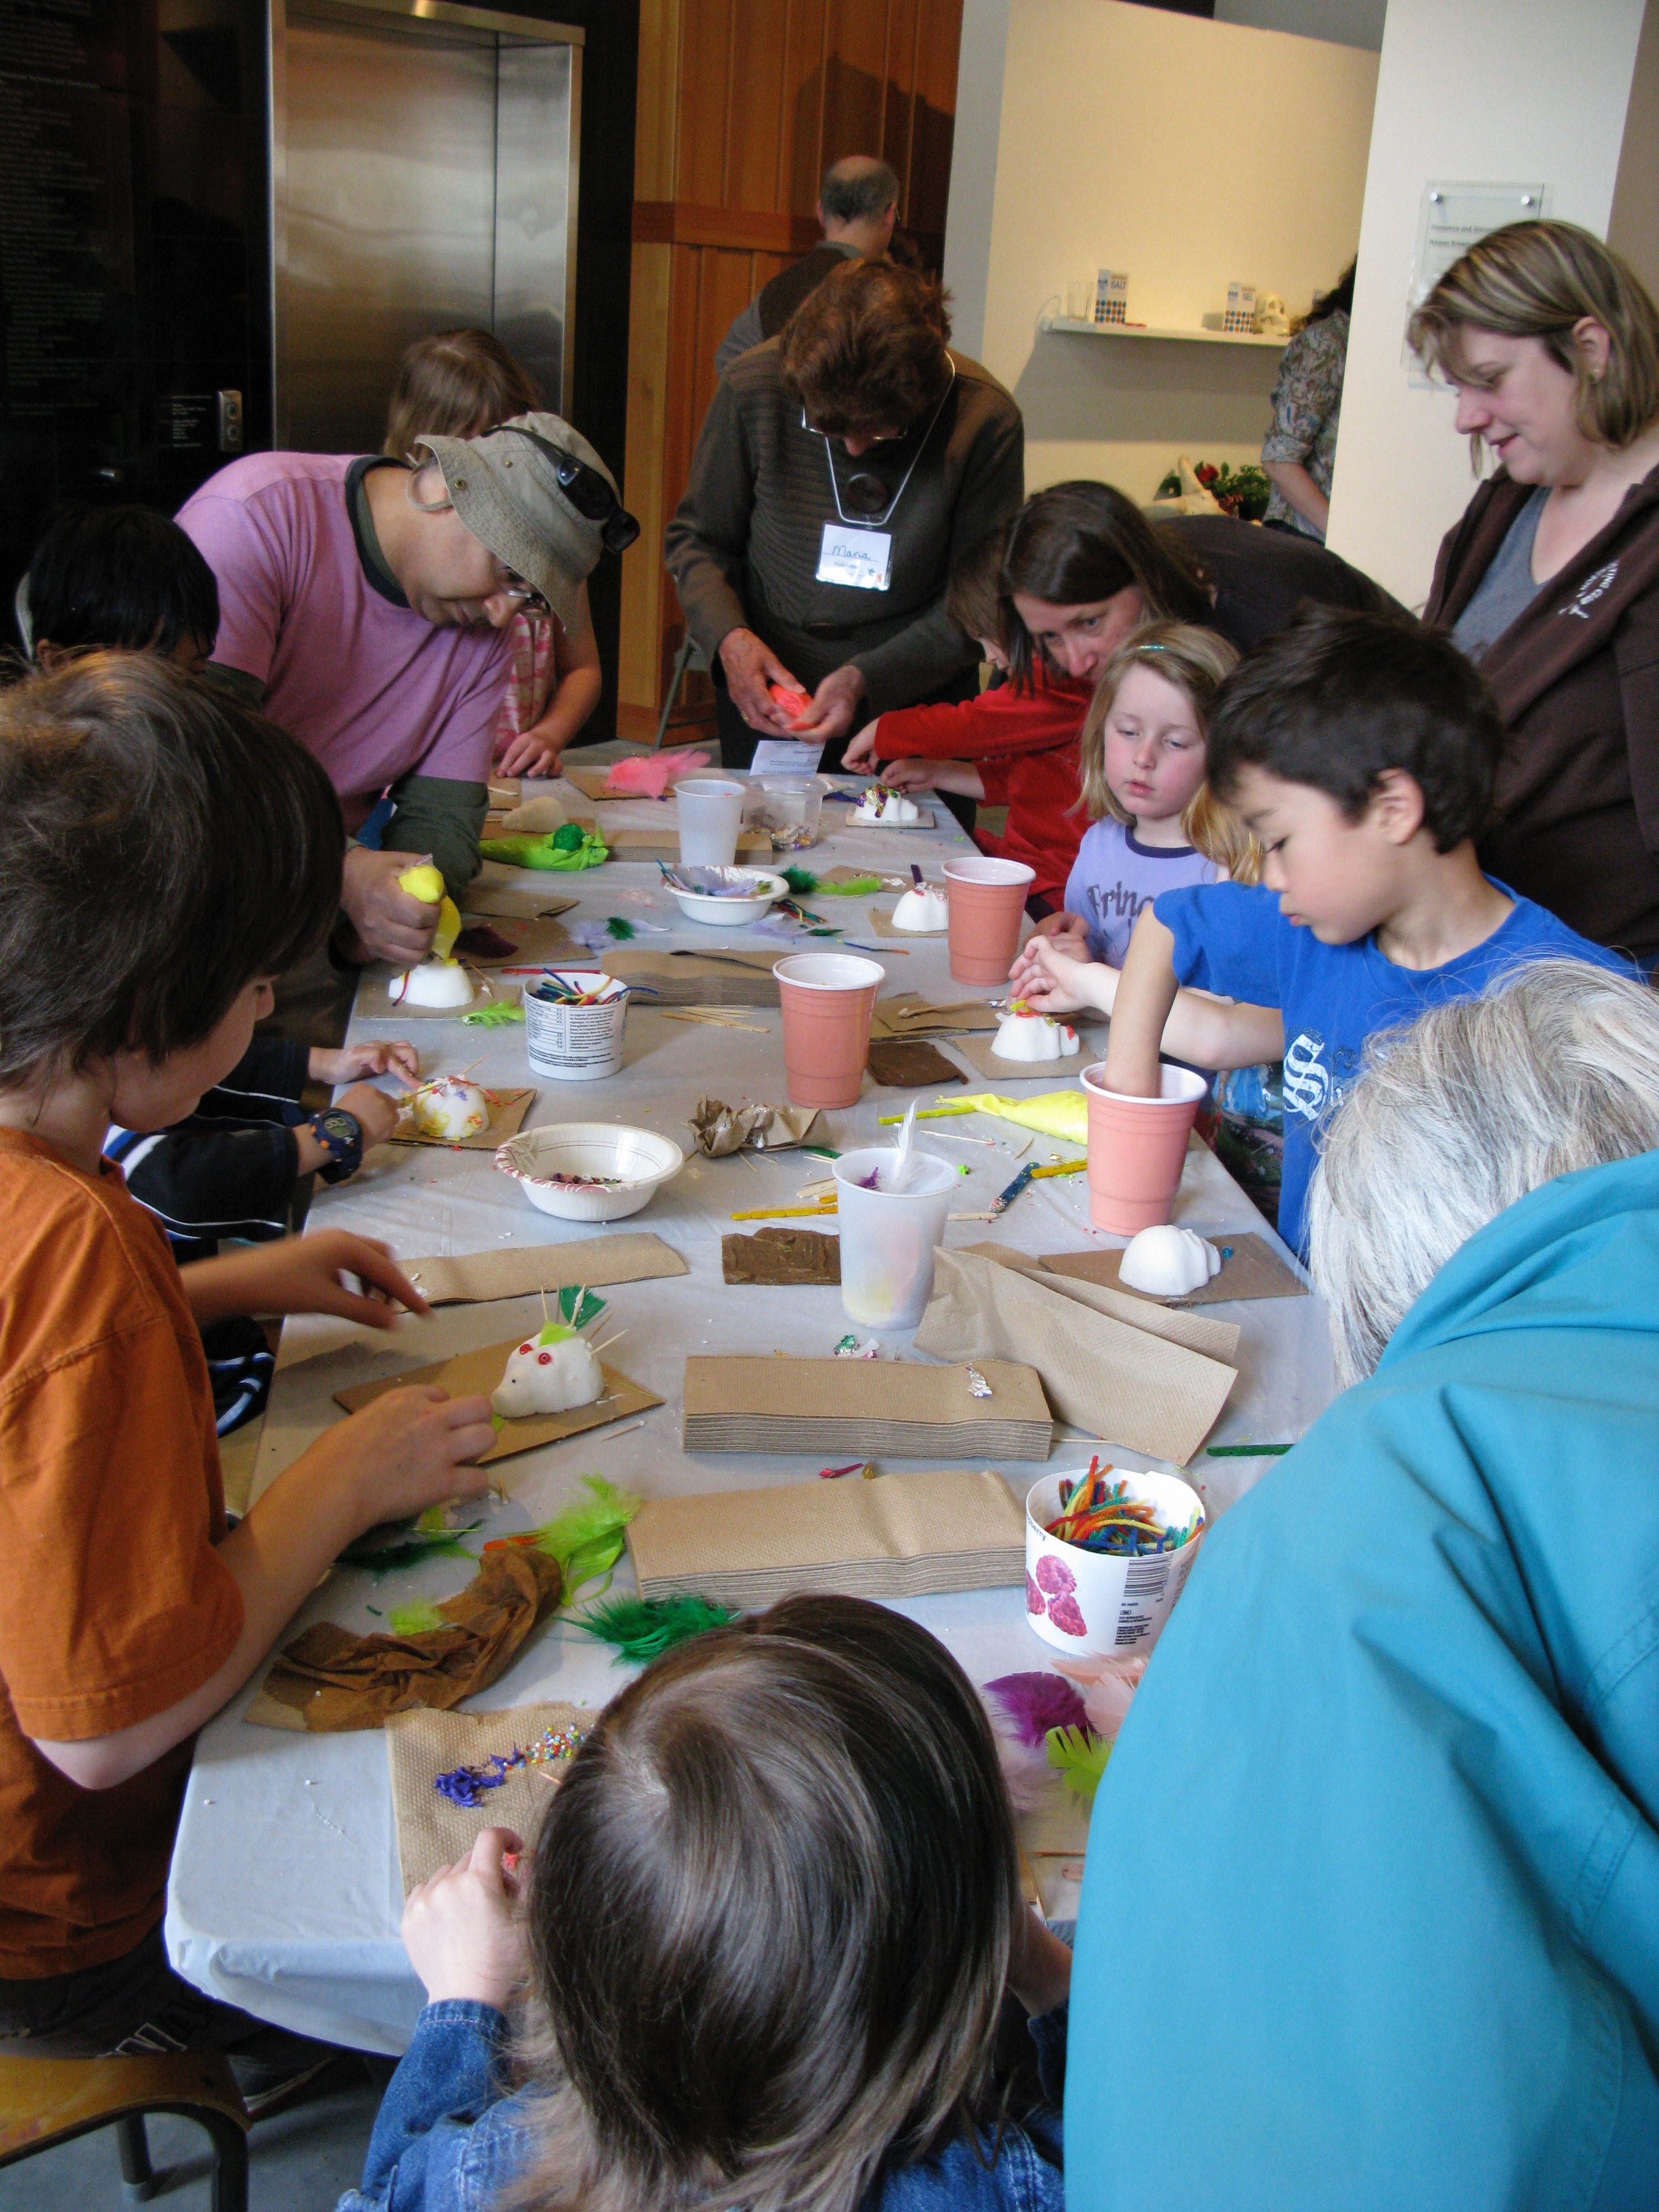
[433,1721,588,1809]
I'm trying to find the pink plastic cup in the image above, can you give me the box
[1080,1061,1208,1233]
[773,952,885,1109]
[944,856,1035,984]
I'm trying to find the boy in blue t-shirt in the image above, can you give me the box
[1100,606,1630,1255]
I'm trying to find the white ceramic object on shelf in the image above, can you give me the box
[1118,1224,1222,1297]
[663,868,789,926]
[494,1122,685,1223]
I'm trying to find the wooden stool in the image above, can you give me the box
[0,2048,249,2209]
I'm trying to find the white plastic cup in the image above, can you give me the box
[675,775,748,867]
[523,971,629,1082]
[1024,1470,1206,1658]
[831,1145,958,1331]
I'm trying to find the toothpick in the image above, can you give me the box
[922,1128,996,1146]
[590,1418,646,1446]
[539,1285,550,1331]
[589,1329,628,1358]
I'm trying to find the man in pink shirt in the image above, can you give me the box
[179,414,635,964]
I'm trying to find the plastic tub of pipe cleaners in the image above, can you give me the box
[1024,1458,1206,1658]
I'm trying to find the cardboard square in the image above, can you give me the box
[460,882,578,922]
[335,1342,661,1465]
[722,1228,841,1285]
[386,1086,533,1151]
[560,764,694,804]
[487,776,522,809]
[354,969,499,1023]
[458,914,588,969]
[868,992,999,1039]
[949,1029,1105,1084]
[628,1467,1027,1607]
[387,1702,588,1895]
[863,904,946,940]
[957,1244,1239,1362]
[865,1039,967,1091]
[830,799,937,830]
[399,1232,687,1307]
[606,824,774,864]
[1040,1232,1306,1305]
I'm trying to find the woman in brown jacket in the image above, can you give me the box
[1412,221,1659,962]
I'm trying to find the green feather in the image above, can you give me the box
[782,865,819,895]
[573,1593,738,1664]
[387,1598,447,1636]
[461,999,525,1026]
[1046,1723,1112,1806]
[522,1477,642,1598]
[557,1285,606,1328]
[604,915,637,940]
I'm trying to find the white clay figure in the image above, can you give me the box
[491,1322,604,1418]
[390,961,477,1009]
[993,1004,1081,1062]
[409,1076,489,1140]
[854,785,921,826]
[1119,1224,1222,1297]
[892,880,948,932]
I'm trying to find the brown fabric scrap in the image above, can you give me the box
[247,1547,562,1733]
[722,1227,842,1285]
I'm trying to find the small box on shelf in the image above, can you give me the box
[1222,280,1257,336]
[1094,268,1130,325]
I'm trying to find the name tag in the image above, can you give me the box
[816,523,892,591]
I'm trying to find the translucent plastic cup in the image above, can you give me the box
[757,776,824,851]
[773,952,885,1109]
[944,855,1035,984]
[832,1146,958,1330]
[1079,1062,1208,1233]
[675,776,748,867]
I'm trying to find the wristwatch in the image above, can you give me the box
[307,1108,363,1185]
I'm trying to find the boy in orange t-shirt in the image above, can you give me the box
[0,656,495,2057]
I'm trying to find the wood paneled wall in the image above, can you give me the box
[618,0,966,742]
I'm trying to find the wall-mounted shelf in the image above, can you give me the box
[1040,315,1285,349]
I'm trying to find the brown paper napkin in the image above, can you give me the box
[400,1233,686,1307]
[957,1244,1239,1362]
[335,1343,661,1465]
[868,992,999,1039]
[1040,1233,1307,1305]
[914,1249,1235,1465]
[722,1228,841,1286]
[682,1354,1052,1460]
[628,1467,1026,1607]
[605,948,782,1005]
[865,1039,966,1090]
[387,1087,534,1151]
[387,1700,589,1893]
[246,1548,562,1733]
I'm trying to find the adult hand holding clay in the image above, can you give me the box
[178,414,637,964]
[668,260,1024,769]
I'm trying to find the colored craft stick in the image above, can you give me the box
[1030,1160,1087,1179]
[990,1163,1036,1215]
[729,1202,838,1221]
[877,1100,976,1124]
[1203,1443,1293,1458]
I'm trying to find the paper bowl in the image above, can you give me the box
[665,868,789,925]
[1024,1470,1206,1659]
[494,1123,685,1222]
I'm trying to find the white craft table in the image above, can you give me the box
[166,768,1335,2054]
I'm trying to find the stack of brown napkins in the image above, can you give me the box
[682,1355,1052,1459]
[399,1232,687,1307]
[387,1700,588,1894]
[628,1467,1026,1607]
[722,1228,841,1285]
[868,992,999,1039]
[604,948,782,1005]
[914,1249,1236,1465]
[246,1548,562,1733]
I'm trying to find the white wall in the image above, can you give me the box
[945,0,1378,503]
[1325,0,1648,606]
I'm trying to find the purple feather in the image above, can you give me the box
[983,1671,1091,1748]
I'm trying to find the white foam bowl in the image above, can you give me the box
[494,1122,686,1222]
[665,867,789,925]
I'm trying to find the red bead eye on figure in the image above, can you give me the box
[519,1343,533,1356]
[537,1352,552,1365]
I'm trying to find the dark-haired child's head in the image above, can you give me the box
[1206,606,1505,943]
[511,1595,1019,2212]
[22,505,220,673]
[945,528,1009,665]
[0,656,343,1119]
[1000,481,1211,690]
[383,327,543,457]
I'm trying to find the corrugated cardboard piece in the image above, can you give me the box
[865,1039,965,1089]
[862,905,945,941]
[607,824,773,864]
[628,1467,1026,1606]
[950,1029,1105,1085]
[607,948,782,1005]
[355,969,497,1022]
[915,1249,1235,1465]
[387,1087,534,1151]
[400,1232,687,1306]
[461,880,578,922]
[336,1342,661,1464]
[683,1355,1052,1460]
[1041,1232,1307,1305]
[722,1228,841,1285]
[869,992,999,1039]
[957,1244,1239,1363]
[387,1701,587,1895]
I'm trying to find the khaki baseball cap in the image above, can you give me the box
[414,411,624,632]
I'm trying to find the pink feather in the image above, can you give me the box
[993,1730,1052,1814]
[606,749,711,799]
[1050,1652,1147,1743]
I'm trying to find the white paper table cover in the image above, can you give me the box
[166,770,1335,2052]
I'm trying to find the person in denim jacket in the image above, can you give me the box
[340,1597,1071,2212]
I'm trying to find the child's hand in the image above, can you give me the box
[325,1383,496,1526]
[312,1040,420,1087]
[1008,933,1099,1016]
[496,732,561,779]
[403,1828,529,2011]
[1032,910,1091,956]
[223,1230,431,1328]
[842,719,881,771]
[335,1082,399,1149]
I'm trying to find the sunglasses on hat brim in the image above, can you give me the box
[499,427,641,556]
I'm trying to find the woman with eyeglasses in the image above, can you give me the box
[177,412,636,969]
[666,259,1025,770]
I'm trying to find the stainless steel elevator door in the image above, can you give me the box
[492,42,572,432]
[284,11,497,453]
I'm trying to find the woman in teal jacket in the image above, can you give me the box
[1067,958,1659,2211]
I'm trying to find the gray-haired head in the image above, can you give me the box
[820,155,900,228]
[1307,958,1659,1389]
